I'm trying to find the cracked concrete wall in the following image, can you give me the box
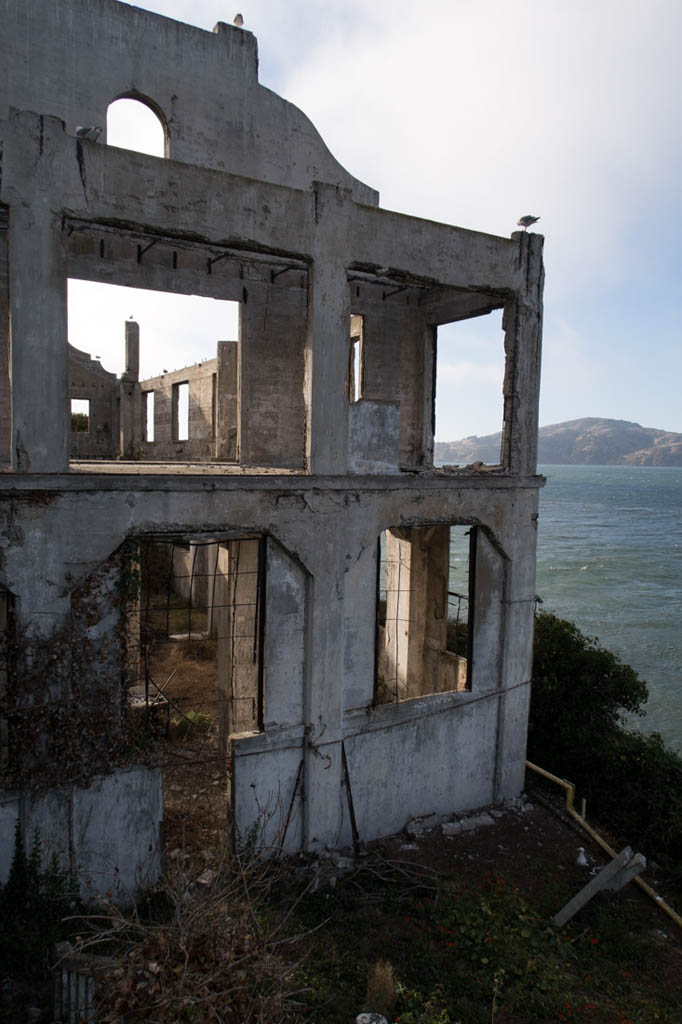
[0,474,540,862]
[0,0,544,892]
[0,0,378,206]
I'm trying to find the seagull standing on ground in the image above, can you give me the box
[576,847,590,868]
[233,13,244,26]
[517,214,540,230]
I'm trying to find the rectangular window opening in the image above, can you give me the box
[128,536,266,846]
[433,310,506,467]
[173,382,189,441]
[70,395,89,432]
[70,398,90,433]
[348,314,364,403]
[144,391,155,443]
[375,524,473,705]
[67,279,239,463]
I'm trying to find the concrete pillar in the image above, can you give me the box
[383,526,449,700]
[9,202,68,472]
[215,341,238,461]
[0,209,10,467]
[301,561,346,848]
[119,380,141,458]
[502,232,544,475]
[305,183,353,474]
[384,529,413,700]
[239,281,307,469]
[217,540,261,759]
[470,528,504,692]
[123,321,140,382]
[0,590,9,773]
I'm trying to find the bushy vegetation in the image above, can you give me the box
[529,611,682,869]
[0,824,79,1018]
[286,858,679,1024]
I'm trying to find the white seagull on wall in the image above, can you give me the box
[517,214,540,230]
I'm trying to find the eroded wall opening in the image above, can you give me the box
[67,280,240,462]
[130,536,266,852]
[375,525,474,704]
[70,398,90,433]
[434,311,506,466]
[106,96,167,158]
[347,314,364,403]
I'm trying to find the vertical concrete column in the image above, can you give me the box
[215,341,239,461]
[493,496,538,802]
[120,320,141,457]
[9,202,68,472]
[305,183,353,475]
[420,526,449,694]
[216,541,260,747]
[302,561,346,849]
[470,528,505,692]
[501,232,544,475]
[216,544,231,763]
[123,321,140,381]
[383,527,449,699]
[384,529,413,700]
[0,209,10,467]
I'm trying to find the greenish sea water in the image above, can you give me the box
[535,465,682,752]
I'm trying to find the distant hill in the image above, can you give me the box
[435,418,682,467]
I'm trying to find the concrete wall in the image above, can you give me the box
[141,359,219,461]
[0,766,162,904]
[0,0,544,891]
[0,0,378,207]
[0,207,9,468]
[68,343,120,459]
[0,477,540,860]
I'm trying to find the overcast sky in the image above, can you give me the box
[68,0,682,441]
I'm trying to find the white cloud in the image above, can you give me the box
[71,0,682,432]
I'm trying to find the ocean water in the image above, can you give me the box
[535,465,682,752]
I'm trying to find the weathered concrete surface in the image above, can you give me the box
[1,767,162,903]
[0,0,544,891]
[0,0,378,205]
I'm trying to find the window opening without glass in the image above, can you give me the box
[375,524,474,704]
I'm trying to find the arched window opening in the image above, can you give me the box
[106,97,166,158]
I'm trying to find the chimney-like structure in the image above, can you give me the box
[120,321,141,457]
[123,320,140,382]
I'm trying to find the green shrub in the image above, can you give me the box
[0,822,78,982]
[529,611,682,868]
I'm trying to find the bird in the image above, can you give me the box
[233,13,244,26]
[517,214,540,230]
[75,126,102,141]
[576,847,590,868]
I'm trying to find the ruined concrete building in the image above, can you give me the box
[0,1,544,899]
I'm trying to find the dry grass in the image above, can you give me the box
[71,852,307,1024]
[365,959,398,1018]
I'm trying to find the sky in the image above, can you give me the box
[67,0,682,441]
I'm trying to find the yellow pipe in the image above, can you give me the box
[525,760,682,932]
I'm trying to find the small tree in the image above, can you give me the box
[529,612,647,775]
[529,611,682,870]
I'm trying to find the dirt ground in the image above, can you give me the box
[130,640,682,1013]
